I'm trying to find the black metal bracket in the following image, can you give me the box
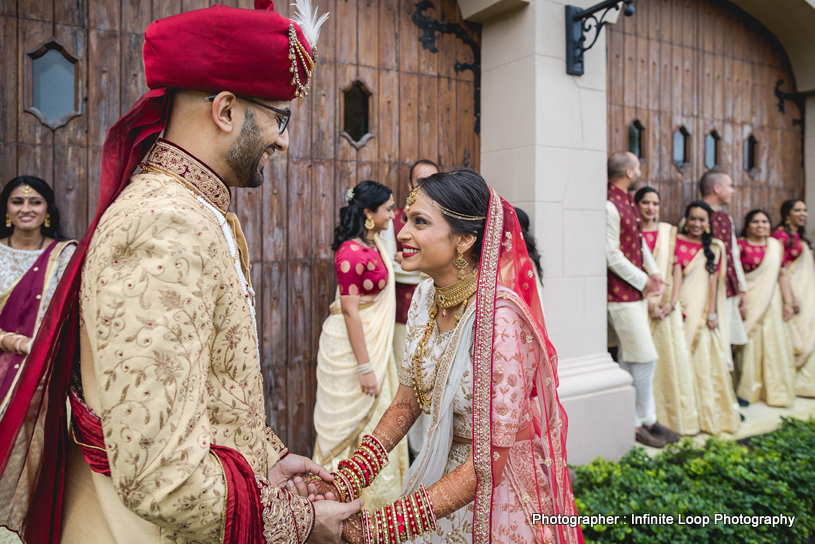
[774,79,804,127]
[566,0,634,76]
[774,79,805,166]
[413,0,482,135]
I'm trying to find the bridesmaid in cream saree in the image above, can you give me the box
[635,187,698,435]
[671,201,740,435]
[735,210,796,406]
[771,199,815,397]
[313,180,409,509]
[309,171,583,544]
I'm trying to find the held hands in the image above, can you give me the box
[269,454,335,502]
[738,292,748,321]
[310,498,365,544]
[642,274,667,297]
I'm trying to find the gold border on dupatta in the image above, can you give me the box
[686,240,724,353]
[471,188,502,544]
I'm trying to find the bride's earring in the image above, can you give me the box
[454,249,468,279]
[364,217,375,230]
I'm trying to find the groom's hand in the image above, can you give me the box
[309,498,364,543]
[269,454,336,501]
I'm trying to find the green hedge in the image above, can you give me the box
[571,417,815,544]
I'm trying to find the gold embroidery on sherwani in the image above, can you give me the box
[79,143,292,543]
[141,139,231,214]
[257,475,315,543]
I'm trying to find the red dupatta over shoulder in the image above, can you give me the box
[0,88,173,543]
[471,189,583,544]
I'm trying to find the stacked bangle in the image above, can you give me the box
[707,313,718,321]
[331,434,389,502]
[365,485,437,543]
[357,362,373,374]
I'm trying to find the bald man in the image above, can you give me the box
[606,152,678,448]
[699,170,748,392]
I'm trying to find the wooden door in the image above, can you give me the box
[0,0,481,455]
[607,0,804,229]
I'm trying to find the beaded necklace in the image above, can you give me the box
[412,268,478,414]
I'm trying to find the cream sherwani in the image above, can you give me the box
[61,141,313,544]
[606,201,660,363]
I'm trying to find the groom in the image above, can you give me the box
[53,4,360,543]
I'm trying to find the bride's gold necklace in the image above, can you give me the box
[412,267,478,414]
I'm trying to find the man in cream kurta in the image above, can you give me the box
[59,4,361,543]
[606,152,678,448]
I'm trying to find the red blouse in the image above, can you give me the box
[770,228,803,267]
[737,239,766,273]
[643,230,658,253]
[335,240,388,296]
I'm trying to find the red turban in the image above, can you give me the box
[144,1,315,101]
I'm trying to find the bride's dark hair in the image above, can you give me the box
[331,180,392,251]
[416,170,490,260]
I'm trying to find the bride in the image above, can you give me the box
[310,170,583,544]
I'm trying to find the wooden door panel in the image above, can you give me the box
[3,0,480,455]
[607,0,803,229]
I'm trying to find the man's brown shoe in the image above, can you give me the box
[648,422,680,443]
[635,426,666,448]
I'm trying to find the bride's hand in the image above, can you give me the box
[342,512,365,543]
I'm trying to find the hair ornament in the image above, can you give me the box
[345,187,355,202]
[405,187,485,221]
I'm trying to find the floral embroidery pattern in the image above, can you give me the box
[80,151,287,542]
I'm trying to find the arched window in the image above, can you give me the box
[342,80,374,149]
[744,134,758,172]
[704,130,720,170]
[25,40,81,129]
[673,126,690,168]
[628,120,645,159]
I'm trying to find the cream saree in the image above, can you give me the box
[785,244,815,397]
[736,238,796,406]
[680,239,740,435]
[649,224,699,435]
[313,234,409,509]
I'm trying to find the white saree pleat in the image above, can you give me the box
[785,245,815,397]
[650,224,699,435]
[681,241,740,435]
[312,235,409,508]
[736,239,796,406]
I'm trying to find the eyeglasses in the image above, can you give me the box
[205,94,291,133]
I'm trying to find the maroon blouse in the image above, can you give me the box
[737,239,766,273]
[643,230,658,253]
[770,228,803,268]
[334,240,388,296]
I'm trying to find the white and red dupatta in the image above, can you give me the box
[470,189,582,544]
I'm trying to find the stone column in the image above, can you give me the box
[806,95,815,242]
[460,0,635,464]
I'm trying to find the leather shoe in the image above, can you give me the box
[648,422,680,444]
[635,426,666,448]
